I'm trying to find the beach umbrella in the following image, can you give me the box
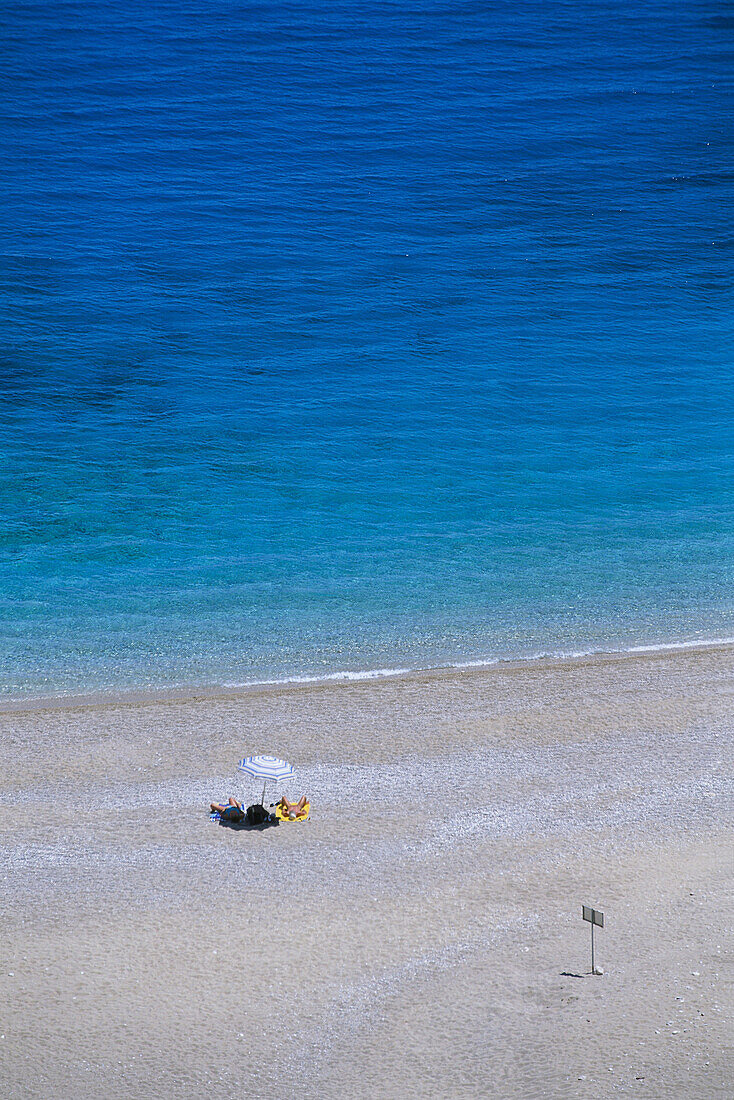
[237,754,295,805]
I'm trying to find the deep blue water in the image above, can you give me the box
[1,0,734,695]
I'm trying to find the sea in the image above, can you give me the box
[1,0,733,697]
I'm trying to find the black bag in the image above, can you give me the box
[246,803,269,826]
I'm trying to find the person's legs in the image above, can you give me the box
[211,802,225,813]
[296,795,308,812]
[228,797,239,806]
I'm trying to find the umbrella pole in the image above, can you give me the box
[261,780,266,806]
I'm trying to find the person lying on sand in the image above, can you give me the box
[210,796,245,822]
[278,794,309,819]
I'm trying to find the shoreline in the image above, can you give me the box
[3,633,734,713]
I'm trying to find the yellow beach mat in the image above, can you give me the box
[275,801,311,822]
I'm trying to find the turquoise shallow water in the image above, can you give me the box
[1,0,734,695]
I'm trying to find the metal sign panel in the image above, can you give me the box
[582,905,604,927]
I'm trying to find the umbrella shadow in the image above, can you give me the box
[214,816,280,831]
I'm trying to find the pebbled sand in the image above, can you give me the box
[1,644,732,1099]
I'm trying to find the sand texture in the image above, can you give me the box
[1,644,732,1098]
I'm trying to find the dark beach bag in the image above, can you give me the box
[245,803,269,826]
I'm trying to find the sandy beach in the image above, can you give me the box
[1,643,732,1099]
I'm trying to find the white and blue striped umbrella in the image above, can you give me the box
[237,754,295,804]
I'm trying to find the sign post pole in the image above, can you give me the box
[582,905,604,975]
[591,921,595,974]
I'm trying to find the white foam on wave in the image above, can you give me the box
[7,633,734,707]
[223,666,415,687]
[223,634,734,691]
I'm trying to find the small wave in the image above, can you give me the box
[6,634,734,709]
[225,666,415,687]
[223,634,734,690]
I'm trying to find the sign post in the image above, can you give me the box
[582,905,604,974]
